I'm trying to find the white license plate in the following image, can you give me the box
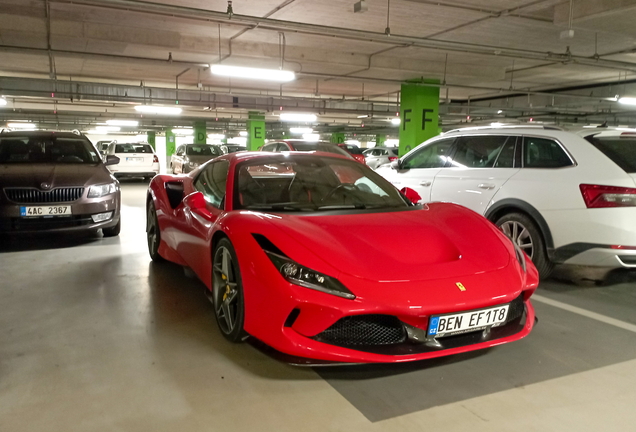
[428,304,510,338]
[126,157,143,162]
[21,206,72,217]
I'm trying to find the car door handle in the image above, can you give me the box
[478,183,496,190]
[419,181,432,187]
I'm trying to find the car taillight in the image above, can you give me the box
[580,184,636,208]
[388,156,398,162]
[153,155,159,163]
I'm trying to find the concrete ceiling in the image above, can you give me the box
[3,0,636,134]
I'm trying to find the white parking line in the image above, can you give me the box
[533,294,636,334]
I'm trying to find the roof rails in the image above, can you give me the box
[445,124,564,134]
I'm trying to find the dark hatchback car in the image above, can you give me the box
[0,131,121,236]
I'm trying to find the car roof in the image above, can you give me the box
[0,130,89,139]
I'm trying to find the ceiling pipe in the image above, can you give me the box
[47,0,636,72]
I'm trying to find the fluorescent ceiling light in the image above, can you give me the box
[211,64,295,82]
[208,133,225,139]
[357,115,369,118]
[391,118,401,125]
[280,113,317,122]
[239,131,248,137]
[497,110,503,114]
[345,140,360,145]
[0,97,7,106]
[96,126,121,132]
[290,127,313,134]
[106,120,139,127]
[618,97,636,105]
[302,133,320,141]
[85,129,104,134]
[135,105,182,115]
[8,122,36,129]
[172,128,193,135]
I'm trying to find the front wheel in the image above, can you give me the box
[146,201,164,262]
[211,238,246,342]
[495,212,554,279]
[102,218,120,237]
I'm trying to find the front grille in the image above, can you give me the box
[5,187,84,204]
[314,314,406,346]
[506,293,526,323]
[0,215,93,231]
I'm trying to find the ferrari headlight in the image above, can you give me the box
[88,182,118,198]
[265,251,355,299]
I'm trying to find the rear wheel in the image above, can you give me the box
[102,219,120,237]
[146,201,163,261]
[495,212,554,279]
[211,238,246,342]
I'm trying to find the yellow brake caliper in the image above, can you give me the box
[222,274,229,301]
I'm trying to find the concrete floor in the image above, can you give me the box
[2,181,636,431]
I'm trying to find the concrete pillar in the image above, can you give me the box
[247,112,265,151]
[376,134,386,147]
[398,81,440,157]
[194,121,207,144]
[147,131,156,149]
[330,132,345,144]
[165,128,176,160]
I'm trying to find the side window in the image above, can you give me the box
[381,149,389,156]
[450,135,512,168]
[402,139,455,169]
[177,146,185,156]
[371,149,382,156]
[261,143,278,152]
[276,143,291,151]
[194,160,229,208]
[523,137,573,168]
[494,137,517,168]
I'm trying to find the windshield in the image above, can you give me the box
[291,143,352,158]
[586,135,636,173]
[234,155,409,212]
[341,144,364,155]
[114,143,154,154]
[0,136,101,164]
[186,145,221,156]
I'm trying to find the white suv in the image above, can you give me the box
[377,126,636,278]
[105,142,160,180]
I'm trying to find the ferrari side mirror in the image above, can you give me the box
[390,159,401,170]
[400,187,422,205]
[183,191,209,213]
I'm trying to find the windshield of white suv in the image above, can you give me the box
[234,155,409,212]
[586,135,636,173]
[0,136,101,164]
[115,143,154,154]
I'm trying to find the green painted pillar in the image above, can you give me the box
[330,132,345,144]
[147,131,156,149]
[398,80,440,156]
[376,134,386,147]
[165,128,176,159]
[194,121,207,144]
[247,112,265,151]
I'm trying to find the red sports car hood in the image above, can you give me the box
[267,203,511,282]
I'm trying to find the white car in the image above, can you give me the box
[376,125,636,278]
[363,147,400,169]
[105,142,160,180]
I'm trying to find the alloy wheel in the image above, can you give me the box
[212,246,240,335]
[500,220,534,259]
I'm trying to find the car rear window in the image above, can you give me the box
[585,135,636,173]
[186,145,221,156]
[0,136,100,164]
[115,143,154,154]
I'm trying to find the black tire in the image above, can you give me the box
[102,218,121,237]
[211,238,246,342]
[146,201,164,261]
[495,212,554,279]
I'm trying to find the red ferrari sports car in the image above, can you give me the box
[146,151,538,365]
[337,143,367,165]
